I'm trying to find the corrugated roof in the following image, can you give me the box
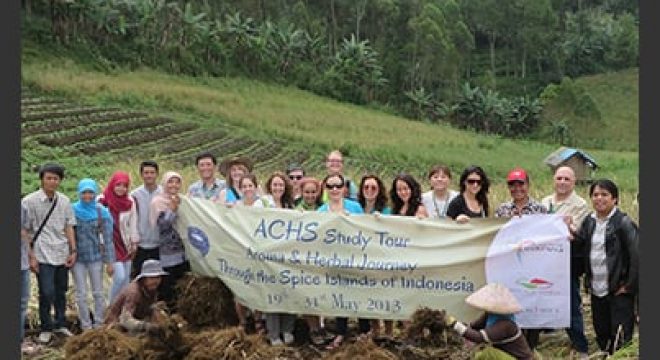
[544,147,598,168]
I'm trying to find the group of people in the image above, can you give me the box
[20,149,638,359]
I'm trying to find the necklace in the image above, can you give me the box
[432,191,450,218]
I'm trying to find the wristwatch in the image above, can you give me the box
[70,249,78,255]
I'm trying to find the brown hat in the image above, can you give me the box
[465,283,522,315]
[219,156,253,177]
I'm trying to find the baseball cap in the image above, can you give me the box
[506,168,528,182]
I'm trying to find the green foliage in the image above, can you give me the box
[316,34,387,104]
[21,0,638,149]
[560,9,639,77]
[448,83,542,137]
[535,76,604,147]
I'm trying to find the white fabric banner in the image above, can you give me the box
[485,214,570,328]
[175,197,570,326]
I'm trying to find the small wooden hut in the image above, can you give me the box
[543,147,599,182]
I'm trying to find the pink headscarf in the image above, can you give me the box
[149,171,183,226]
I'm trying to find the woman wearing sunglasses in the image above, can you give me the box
[318,173,366,348]
[358,174,391,215]
[446,165,491,223]
[357,174,394,336]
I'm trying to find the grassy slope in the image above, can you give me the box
[576,68,639,150]
[21,47,638,217]
[539,68,639,152]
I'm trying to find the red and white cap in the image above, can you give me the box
[506,168,528,182]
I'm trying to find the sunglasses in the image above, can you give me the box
[325,183,344,190]
[466,179,482,185]
[362,184,378,191]
[289,175,303,180]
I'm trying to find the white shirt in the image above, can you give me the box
[590,207,617,297]
[422,190,459,219]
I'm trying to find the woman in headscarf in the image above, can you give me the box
[149,171,190,310]
[72,178,115,331]
[100,171,139,303]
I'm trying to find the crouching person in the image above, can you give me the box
[104,259,167,335]
[445,283,534,360]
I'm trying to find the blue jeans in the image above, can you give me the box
[566,274,589,353]
[37,263,69,332]
[20,269,30,340]
[109,261,132,304]
[72,261,105,329]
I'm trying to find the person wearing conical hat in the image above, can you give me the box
[445,283,534,360]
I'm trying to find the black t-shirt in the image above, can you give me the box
[446,194,487,219]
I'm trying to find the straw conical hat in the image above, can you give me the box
[465,283,522,314]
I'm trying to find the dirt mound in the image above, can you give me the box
[184,326,294,359]
[404,307,452,347]
[142,313,190,360]
[323,337,399,360]
[63,327,142,359]
[175,273,238,329]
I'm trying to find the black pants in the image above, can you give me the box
[158,261,191,311]
[130,247,160,280]
[335,317,370,336]
[522,328,541,350]
[591,293,636,354]
[37,263,69,331]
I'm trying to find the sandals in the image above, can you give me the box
[325,335,344,350]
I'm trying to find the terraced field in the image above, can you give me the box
[20,90,419,186]
[20,90,325,194]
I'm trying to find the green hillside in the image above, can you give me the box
[536,68,638,152]
[21,48,638,215]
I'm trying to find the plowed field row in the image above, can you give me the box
[71,123,198,156]
[22,107,122,122]
[22,111,149,136]
[35,117,169,146]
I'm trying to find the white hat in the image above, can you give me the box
[465,283,522,315]
[135,260,168,281]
